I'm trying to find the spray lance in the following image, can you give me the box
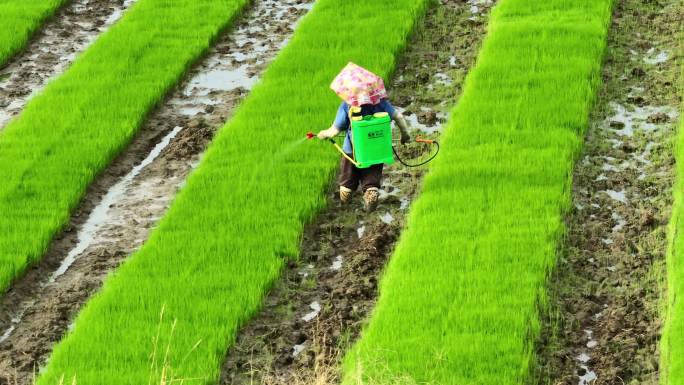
[306,131,362,167]
[306,112,439,168]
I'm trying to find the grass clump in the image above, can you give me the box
[34,0,430,383]
[661,75,684,384]
[0,0,252,293]
[0,0,68,67]
[340,0,615,384]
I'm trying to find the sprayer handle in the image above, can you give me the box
[415,136,435,144]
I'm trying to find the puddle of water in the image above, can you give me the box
[302,301,321,322]
[601,163,619,172]
[357,225,366,239]
[578,366,598,385]
[184,65,256,95]
[577,353,590,363]
[0,313,24,344]
[593,310,605,321]
[467,0,493,15]
[50,126,183,282]
[602,189,627,204]
[449,56,457,67]
[629,86,645,96]
[0,0,139,130]
[0,326,15,344]
[644,48,669,65]
[606,102,677,137]
[398,106,447,135]
[379,181,403,201]
[401,110,428,131]
[104,0,137,25]
[292,343,306,357]
[434,73,453,86]
[330,255,343,271]
[611,212,626,232]
[576,330,598,384]
[607,138,623,149]
[380,212,394,225]
[575,330,599,384]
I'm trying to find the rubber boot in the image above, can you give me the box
[363,187,380,212]
[340,186,353,204]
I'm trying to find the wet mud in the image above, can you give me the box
[0,0,137,129]
[0,1,313,383]
[536,0,682,384]
[219,1,496,384]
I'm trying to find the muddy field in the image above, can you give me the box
[0,0,312,382]
[0,0,137,129]
[220,0,496,383]
[0,0,681,383]
[536,0,682,384]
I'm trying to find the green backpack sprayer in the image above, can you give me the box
[307,111,439,168]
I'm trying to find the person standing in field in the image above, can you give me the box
[317,63,411,212]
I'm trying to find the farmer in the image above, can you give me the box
[317,63,411,212]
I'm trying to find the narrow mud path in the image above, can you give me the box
[536,1,682,384]
[0,1,313,383]
[219,1,496,384]
[0,0,138,130]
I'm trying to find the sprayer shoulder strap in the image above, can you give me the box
[348,105,358,161]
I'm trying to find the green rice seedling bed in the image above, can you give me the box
[0,0,253,294]
[0,0,68,67]
[35,0,430,383]
[662,86,684,383]
[340,1,615,384]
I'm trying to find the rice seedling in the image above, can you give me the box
[662,100,684,384]
[339,1,615,383]
[0,0,68,67]
[33,0,430,383]
[0,0,252,293]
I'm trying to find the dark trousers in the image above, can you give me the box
[338,155,383,192]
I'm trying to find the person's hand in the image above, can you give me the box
[317,129,333,140]
[400,131,411,145]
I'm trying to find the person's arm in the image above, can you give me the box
[317,125,341,139]
[392,110,411,144]
[381,99,411,144]
[319,102,348,140]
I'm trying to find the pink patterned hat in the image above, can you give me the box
[330,62,388,107]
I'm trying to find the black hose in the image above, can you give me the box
[392,141,440,168]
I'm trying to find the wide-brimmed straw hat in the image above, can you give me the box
[330,62,388,107]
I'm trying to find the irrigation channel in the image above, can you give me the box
[0,0,313,382]
[0,0,137,130]
[218,1,495,383]
[536,0,682,384]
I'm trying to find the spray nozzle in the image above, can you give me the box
[306,132,315,140]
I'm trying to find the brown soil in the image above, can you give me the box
[0,1,312,383]
[535,0,682,384]
[219,1,497,384]
[0,0,136,129]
